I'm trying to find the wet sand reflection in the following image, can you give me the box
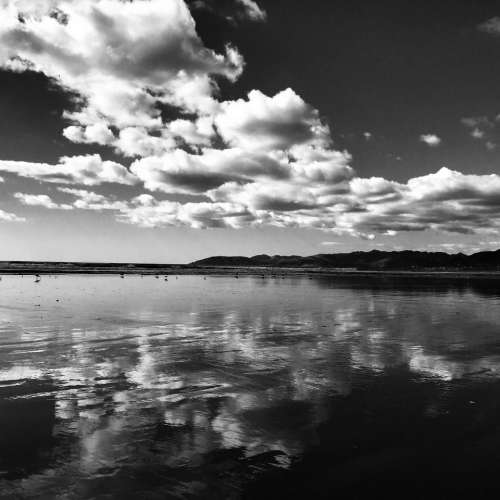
[1,275,500,497]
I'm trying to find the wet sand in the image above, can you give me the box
[2,275,500,497]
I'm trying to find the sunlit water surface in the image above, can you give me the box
[2,275,500,498]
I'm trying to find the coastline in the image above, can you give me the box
[2,262,500,280]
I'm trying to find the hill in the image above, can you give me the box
[191,249,500,271]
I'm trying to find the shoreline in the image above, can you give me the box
[1,264,500,280]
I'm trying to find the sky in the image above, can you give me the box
[1,0,500,262]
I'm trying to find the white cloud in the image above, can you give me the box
[0,154,137,186]
[2,0,500,241]
[119,195,253,229]
[189,0,266,23]
[13,165,500,238]
[349,177,402,202]
[58,187,128,210]
[471,128,485,139]
[206,167,500,238]
[215,88,331,152]
[114,127,176,158]
[130,148,291,194]
[419,134,441,147]
[63,123,115,146]
[14,192,73,209]
[0,0,244,128]
[0,208,25,222]
[169,117,215,147]
[236,0,267,22]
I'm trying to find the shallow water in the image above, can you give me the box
[1,274,500,498]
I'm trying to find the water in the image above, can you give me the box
[1,274,500,498]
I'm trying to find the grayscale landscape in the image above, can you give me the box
[2,0,500,498]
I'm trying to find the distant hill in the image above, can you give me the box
[191,249,500,271]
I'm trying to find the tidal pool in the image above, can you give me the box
[1,274,500,498]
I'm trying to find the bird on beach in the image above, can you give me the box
[34,275,41,283]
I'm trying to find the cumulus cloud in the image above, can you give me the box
[188,0,266,23]
[215,88,331,152]
[14,192,73,209]
[471,128,485,139]
[120,195,253,229]
[334,168,500,238]
[58,187,128,210]
[169,117,215,147]
[204,167,500,237]
[0,154,137,186]
[12,166,500,238]
[0,208,25,222]
[0,0,243,128]
[236,0,266,22]
[130,147,289,194]
[3,0,500,241]
[419,134,441,147]
[62,123,115,146]
[114,127,176,158]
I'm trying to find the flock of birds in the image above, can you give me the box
[26,272,314,282]
[0,272,313,311]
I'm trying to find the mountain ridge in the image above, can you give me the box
[190,249,500,270]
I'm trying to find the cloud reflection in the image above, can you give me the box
[1,275,500,496]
